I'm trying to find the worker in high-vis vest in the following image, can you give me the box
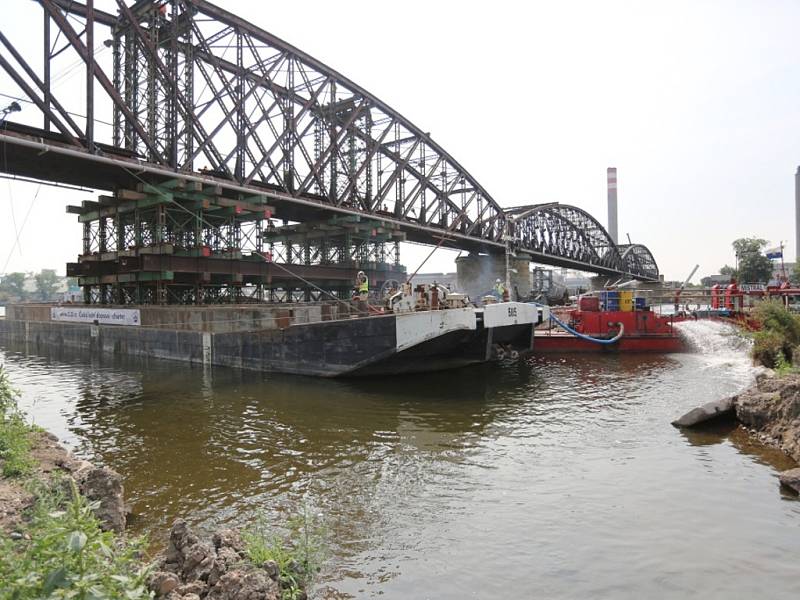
[494,278,506,298]
[357,271,369,301]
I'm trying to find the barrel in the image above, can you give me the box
[619,290,634,312]
[605,290,619,312]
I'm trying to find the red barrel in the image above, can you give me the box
[579,295,600,312]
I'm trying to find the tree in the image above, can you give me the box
[791,262,800,285]
[34,269,60,301]
[719,265,737,278]
[731,238,773,284]
[0,272,27,302]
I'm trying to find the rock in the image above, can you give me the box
[206,569,281,600]
[182,595,202,600]
[171,519,201,554]
[176,581,207,596]
[182,541,216,582]
[735,373,800,461]
[149,571,181,597]
[78,466,126,532]
[779,468,800,494]
[165,519,201,568]
[672,397,736,427]
[262,560,279,580]
[209,546,242,587]
[213,528,245,554]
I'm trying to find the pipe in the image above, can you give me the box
[549,313,625,345]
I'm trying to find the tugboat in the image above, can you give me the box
[533,290,683,353]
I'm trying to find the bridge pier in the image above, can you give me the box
[455,253,531,300]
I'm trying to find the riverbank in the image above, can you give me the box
[736,371,800,492]
[0,368,320,600]
[673,369,800,493]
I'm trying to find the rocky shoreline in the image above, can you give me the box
[0,432,311,600]
[673,370,800,494]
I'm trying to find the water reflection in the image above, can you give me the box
[2,320,799,599]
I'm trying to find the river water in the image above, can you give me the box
[1,320,798,599]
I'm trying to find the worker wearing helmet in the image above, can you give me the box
[494,278,506,299]
[356,271,369,301]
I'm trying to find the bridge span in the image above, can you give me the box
[0,0,659,303]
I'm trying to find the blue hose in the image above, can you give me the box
[549,313,624,345]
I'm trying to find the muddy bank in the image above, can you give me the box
[0,429,126,533]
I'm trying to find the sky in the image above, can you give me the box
[1,0,799,282]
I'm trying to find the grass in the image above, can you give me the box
[0,366,35,477]
[242,505,327,600]
[0,479,152,600]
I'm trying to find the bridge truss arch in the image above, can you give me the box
[505,204,659,280]
[617,244,660,281]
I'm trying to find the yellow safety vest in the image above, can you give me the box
[358,276,369,293]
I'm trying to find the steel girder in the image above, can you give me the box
[505,204,659,280]
[0,0,660,281]
[617,244,659,281]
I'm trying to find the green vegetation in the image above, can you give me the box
[0,269,66,303]
[0,366,34,477]
[242,506,327,600]
[751,301,800,370]
[717,238,775,284]
[33,269,60,301]
[0,480,151,600]
[1,367,151,599]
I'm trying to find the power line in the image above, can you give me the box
[1,185,41,275]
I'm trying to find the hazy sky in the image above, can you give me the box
[1,0,799,282]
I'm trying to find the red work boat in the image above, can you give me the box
[533,294,684,353]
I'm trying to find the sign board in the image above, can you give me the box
[50,307,141,326]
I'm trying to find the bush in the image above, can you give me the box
[754,300,800,346]
[0,366,34,477]
[0,480,151,600]
[752,330,788,369]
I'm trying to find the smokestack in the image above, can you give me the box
[796,166,800,261]
[607,167,618,244]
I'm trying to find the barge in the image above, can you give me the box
[0,285,545,377]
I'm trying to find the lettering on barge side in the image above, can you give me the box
[50,307,141,326]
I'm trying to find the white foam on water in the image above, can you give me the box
[673,319,755,386]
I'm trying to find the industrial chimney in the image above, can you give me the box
[796,166,800,261]
[607,167,618,244]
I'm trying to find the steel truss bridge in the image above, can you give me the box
[0,0,659,303]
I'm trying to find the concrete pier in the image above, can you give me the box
[455,253,531,300]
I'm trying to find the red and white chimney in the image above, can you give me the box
[607,167,618,244]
